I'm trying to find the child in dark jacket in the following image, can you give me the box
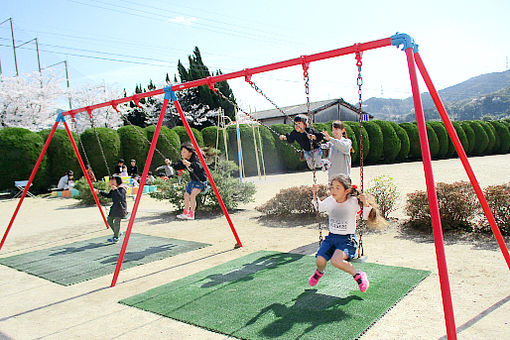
[279,114,325,170]
[170,143,208,220]
[95,175,127,243]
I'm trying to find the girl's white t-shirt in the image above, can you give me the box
[314,196,372,235]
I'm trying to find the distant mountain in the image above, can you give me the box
[364,69,510,121]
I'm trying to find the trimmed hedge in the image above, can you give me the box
[362,121,383,163]
[450,121,469,157]
[38,128,80,189]
[466,121,489,155]
[425,123,440,159]
[0,127,48,192]
[460,122,475,155]
[226,124,279,175]
[487,122,499,153]
[399,122,421,159]
[270,124,306,171]
[201,125,228,156]
[172,126,205,147]
[427,122,449,158]
[373,120,401,163]
[478,121,496,154]
[489,121,510,153]
[344,121,368,165]
[145,125,180,170]
[117,125,149,172]
[79,127,121,180]
[389,121,410,161]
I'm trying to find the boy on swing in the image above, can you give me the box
[279,114,325,170]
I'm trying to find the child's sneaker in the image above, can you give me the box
[176,210,189,219]
[185,211,195,220]
[107,237,119,243]
[308,269,324,286]
[353,271,369,292]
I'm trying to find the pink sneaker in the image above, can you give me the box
[185,210,195,220]
[308,269,324,286]
[354,271,369,292]
[176,210,188,219]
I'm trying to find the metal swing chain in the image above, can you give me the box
[215,89,303,155]
[90,117,111,177]
[355,50,365,257]
[72,119,91,168]
[246,79,290,123]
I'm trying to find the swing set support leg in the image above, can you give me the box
[62,121,109,230]
[414,52,510,270]
[0,121,59,250]
[405,47,457,340]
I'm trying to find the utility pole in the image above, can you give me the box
[43,60,72,109]
[0,18,19,76]
[16,38,42,73]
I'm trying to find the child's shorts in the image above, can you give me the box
[303,148,322,170]
[316,233,358,261]
[186,180,207,194]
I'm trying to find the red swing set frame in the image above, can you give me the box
[1,33,509,339]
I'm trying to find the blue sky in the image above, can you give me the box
[1,0,509,112]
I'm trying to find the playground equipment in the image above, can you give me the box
[2,33,509,340]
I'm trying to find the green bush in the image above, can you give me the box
[447,122,468,158]
[425,123,440,159]
[172,125,205,147]
[226,124,279,176]
[460,122,475,155]
[478,121,496,154]
[427,121,449,158]
[79,127,121,180]
[270,124,306,171]
[38,128,80,189]
[482,183,510,235]
[0,127,48,192]
[467,121,489,155]
[399,122,421,159]
[150,160,256,212]
[344,121,368,165]
[489,121,510,153]
[145,125,180,170]
[117,125,149,172]
[311,122,328,133]
[405,181,478,232]
[373,120,401,163]
[74,177,111,205]
[388,122,409,162]
[256,184,329,216]
[362,121,383,163]
[365,175,400,219]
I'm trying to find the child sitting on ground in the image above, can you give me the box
[170,143,208,220]
[95,175,127,243]
[309,174,385,292]
[279,114,325,170]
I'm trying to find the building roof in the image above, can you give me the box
[251,98,369,120]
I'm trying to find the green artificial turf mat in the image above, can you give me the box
[120,250,430,339]
[0,233,210,286]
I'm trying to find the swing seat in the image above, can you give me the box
[351,255,368,263]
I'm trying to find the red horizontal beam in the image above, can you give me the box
[62,36,392,118]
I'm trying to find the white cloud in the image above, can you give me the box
[169,16,197,26]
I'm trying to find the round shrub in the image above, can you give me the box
[201,125,228,156]
[478,121,496,154]
[270,124,306,171]
[0,127,48,192]
[117,125,149,172]
[172,125,204,147]
[389,121,410,162]
[344,121,368,165]
[373,120,401,163]
[460,122,475,155]
[38,128,80,189]
[489,121,510,153]
[450,121,469,157]
[467,121,489,155]
[362,121,383,164]
[145,125,180,171]
[399,122,421,159]
[79,128,121,180]
[487,122,499,153]
[427,121,449,158]
[226,124,279,176]
[425,123,440,159]
[311,122,328,133]
[343,123,359,164]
